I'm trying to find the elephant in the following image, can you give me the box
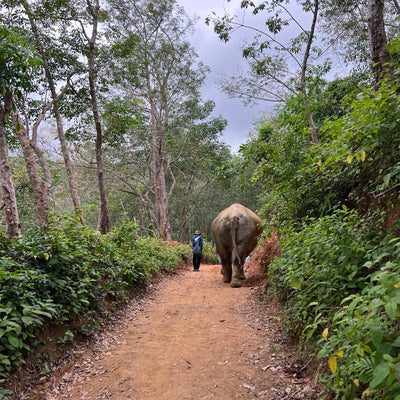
[211,203,263,288]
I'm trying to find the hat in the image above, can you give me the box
[194,230,201,235]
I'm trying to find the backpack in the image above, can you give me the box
[192,236,202,254]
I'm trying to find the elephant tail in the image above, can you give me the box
[230,215,240,264]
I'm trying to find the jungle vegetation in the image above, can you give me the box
[1,0,400,399]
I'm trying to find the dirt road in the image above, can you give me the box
[27,263,318,399]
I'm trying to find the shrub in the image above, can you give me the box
[268,210,375,338]
[0,215,189,379]
[317,236,400,399]
[268,210,400,399]
[201,240,219,264]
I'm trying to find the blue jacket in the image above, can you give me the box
[191,235,203,254]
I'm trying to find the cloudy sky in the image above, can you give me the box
[176,0,270,152]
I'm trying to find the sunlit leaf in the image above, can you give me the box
[334,350,344,358]
[328,357,337,374]
[362,388,371,399]
[322,328,328,341]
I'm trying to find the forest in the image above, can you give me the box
[1,0,400,398]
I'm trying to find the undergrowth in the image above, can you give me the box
[0,214,191,388]
[267,210,400,399]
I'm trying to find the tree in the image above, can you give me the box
[21,0,84,223]
[0,22,44,235]
[320,0,399,73]
[0,92,21,237]
[81,0,110,234]
[367,0,393,87]
[207,0,322,143]
[105,0,224,240]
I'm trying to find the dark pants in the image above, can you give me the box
[193,253,202,270]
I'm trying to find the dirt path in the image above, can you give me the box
[26,264,318,399]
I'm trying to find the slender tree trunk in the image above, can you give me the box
[151,121,171,240]
[157,157,172,240]
[24,3,84,223]
[86,0,109,234]
[146,70,172,240]
[300,0,319,144]
[0,93,21,238]
[12,112,49,228]
[368,0,393,88]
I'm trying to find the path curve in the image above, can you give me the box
[27,264,318,399]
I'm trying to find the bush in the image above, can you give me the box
[268,210,375,338]
[317,236,400,400]
[201,240,219,264]
[268,211,400,399]
[0,215,190,379]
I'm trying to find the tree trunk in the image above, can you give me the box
[368,0,393,88]
[156,156,172,241]
[12,112,49,228]
[0,93,21,238]
[146,68,172,241]
[87,0,109,234]
[25,3,84,223]
[150,120,172,240]
[300,0,319,144]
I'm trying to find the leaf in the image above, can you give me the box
[362,388,371,399]
[370,361,390,389]
[347,154,353,164]
[7,335,21,348]
[383,173,392,187]
[289,278,302,290]
[334,350,344,358]
[353,378,360,387]
[371,331,383,348]
[21,316,35,326]
[322,328,329,341]
[385,302,398,319]
[317,159,322,166]
[360,150,366,161]
[328,357,337,374]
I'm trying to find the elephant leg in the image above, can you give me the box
[231,259,244,288]
[237,260,245,280]
[220,260,232,283]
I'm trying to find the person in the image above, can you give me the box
[191,230,203,271]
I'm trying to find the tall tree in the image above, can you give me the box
[0,92,21,237]
[0,25,29,238]
[320,0,398,73]
[367,0,393,87]
[84,0,110,234]
[207,0,322,143]
[105,0,221,240]
[21,0,84,223]
[0,17,50,232]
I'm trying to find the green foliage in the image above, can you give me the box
[201,240,219,265]
[317,236,400,399]
[268,211,400,399]
[268,210,375,338]
[249,68,400,398]
[0,25,43,97]
[0,215,189,379]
